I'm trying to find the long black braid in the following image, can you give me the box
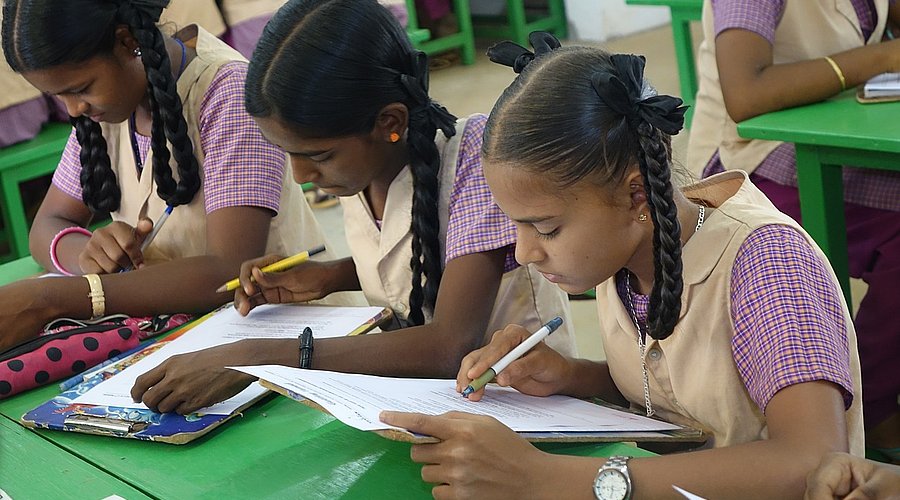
[245,0,457,325]
[2,0,200,214]
[483,34,687,340]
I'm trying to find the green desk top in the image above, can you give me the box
[738,92,900,153]
[1,382,653,499]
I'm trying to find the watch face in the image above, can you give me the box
[593,469,629,500]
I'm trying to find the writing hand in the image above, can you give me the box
[78,219,153,274]
[456,324,573,401]
[233,254,334,316]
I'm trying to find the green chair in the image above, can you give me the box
[471,0,568,46]
[405,0,477,65]
[0,122,70,262]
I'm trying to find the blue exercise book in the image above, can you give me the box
[21,370,265,444]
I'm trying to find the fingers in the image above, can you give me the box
[238,254,284,296]
[82,222,145,272]
[380,411,455,440]
[131,364,166,403]
[465,325,532,382]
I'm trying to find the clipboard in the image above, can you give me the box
[258,380,708,446]
[21,305,392,444]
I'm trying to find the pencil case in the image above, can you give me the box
[0,313,190,399]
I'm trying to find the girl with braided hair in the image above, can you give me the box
[0,0,333,351]
[129,0,575,416]
[381,33,864,499]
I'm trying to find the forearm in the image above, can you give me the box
[29,215,90,273]
[534,435,846,500]
[313,318,485,377]
[719,37,900,121]
[324,257,361,293]
[560,359,626,405]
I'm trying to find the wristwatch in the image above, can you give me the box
[592,455,632,500]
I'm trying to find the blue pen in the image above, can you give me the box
[121,205,173,272]
[58,342,150,391]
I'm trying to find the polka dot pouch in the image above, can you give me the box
[0,314,190,399]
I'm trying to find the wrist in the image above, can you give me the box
[244,338,302,366]
[49,227,91,275]
[534,453,601,500]
[324,258,359,293]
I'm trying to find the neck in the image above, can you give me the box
[364,143,410,218]
[628,189,703,295]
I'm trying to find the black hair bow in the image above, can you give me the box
[487,31,562,73]
[591,54,687,136]
[124,0,167,21]
[400,50,457,138]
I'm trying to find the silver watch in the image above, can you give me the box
[593,455,632,500]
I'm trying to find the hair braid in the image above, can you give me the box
[405,111,445,326]
[72,116,121,213]
[635,122,683,340]
[117,4,200,207]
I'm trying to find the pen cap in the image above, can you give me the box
[545,316,563,333]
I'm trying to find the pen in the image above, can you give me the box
[215,244,327,293]
[461,316,563,398]
[121,205,173,272]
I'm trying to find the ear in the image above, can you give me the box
[623,168,649,222]
[371,103,409,143]
[113,25,140,61]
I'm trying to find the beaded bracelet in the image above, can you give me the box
[50,226,92,276]
[298,326,314,369]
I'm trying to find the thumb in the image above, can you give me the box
[135,218,154,242]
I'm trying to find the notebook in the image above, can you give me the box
[857,72,900,103]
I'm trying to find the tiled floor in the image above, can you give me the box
[310,23,865,362]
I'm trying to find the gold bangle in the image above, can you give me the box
[823,56,847,91]
[84,273,106,319]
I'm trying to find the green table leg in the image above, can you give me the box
[506,0,529,45]
[670,7,699,128]
[794,145,853,309]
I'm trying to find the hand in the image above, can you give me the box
[130,340,258,414]
[233,254,335,316]
[380,411,553,499]
[456,324,573,402]
[0,280,54,351]
[805,452,900,500]
[78,219,153,274]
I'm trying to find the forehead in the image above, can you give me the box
[20,57,114,94]
[483,160,566,215]
[254,115,359,150]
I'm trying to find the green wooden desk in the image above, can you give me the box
[0,259,653,498]
[625,0,703,126]
[738,93,900,308]
[471,0,568,46]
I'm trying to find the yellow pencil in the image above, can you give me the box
[215,245,326,293]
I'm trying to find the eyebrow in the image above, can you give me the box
[510,214,558,224]
[55,81,91,95]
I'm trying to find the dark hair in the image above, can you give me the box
[484,35,687,340]
[2,0,200,213]
[246,0,457,326]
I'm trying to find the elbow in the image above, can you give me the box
[722,95,760,123]
[430,325,483,378]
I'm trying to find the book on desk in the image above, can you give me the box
[858,72,900,103]
[21,304,392,444]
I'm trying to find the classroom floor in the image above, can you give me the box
[309,23,866,361]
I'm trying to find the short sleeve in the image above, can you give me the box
[730,224,854,413]
[444,114,518,272]
[198,61,286,215]
[710,0,786,42]
[51,128,85,201]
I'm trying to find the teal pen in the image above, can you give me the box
[461,316,563,398]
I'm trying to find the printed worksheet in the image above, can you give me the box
[233,365,681,433]
[74,304,386,415]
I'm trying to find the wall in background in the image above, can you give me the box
[565,0,669,41]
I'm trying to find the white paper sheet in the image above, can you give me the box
[73,304,386,415]
[673,485,707,500]
[233,365,682,433]
[864,72,900,97]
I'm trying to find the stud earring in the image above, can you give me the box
[133,47,142,57]
[389,132,401,143]
[638,213,648,222]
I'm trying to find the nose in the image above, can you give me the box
[289,155,320,185]
[58,94,89,118]
[513,228,545,266]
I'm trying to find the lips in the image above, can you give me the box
[539,271,561,283]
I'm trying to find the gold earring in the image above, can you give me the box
[389,132,400,143]
[638,213,648,222]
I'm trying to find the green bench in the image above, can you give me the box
[625,0,703,126]
[406,0,476,65]
[0,122,70,263]
[471,0,568,46]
